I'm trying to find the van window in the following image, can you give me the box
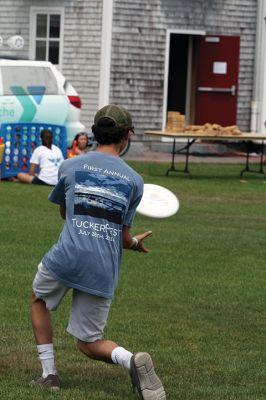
[1,66,59,95]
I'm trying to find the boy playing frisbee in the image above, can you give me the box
[30,104,166,400]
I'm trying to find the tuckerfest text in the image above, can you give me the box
[72,218,121,241]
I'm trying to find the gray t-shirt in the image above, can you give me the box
[42,152,143,299]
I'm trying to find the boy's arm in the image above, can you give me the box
[122,226,152,253]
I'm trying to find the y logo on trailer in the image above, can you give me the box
[10,86,46,122]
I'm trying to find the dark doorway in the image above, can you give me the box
[167,34,188,115]
[166,33,200,124]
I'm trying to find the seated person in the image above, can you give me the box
[68,132,90,157]
[16,129,64,186]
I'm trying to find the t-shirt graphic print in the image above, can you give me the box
[74,171,131,224]
[42,153,143,298]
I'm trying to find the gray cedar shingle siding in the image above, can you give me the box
[62,1,102,126]
[0,0,258,134]
[0,0,30,59]
[111,0,257,134]
[0,0,102,130]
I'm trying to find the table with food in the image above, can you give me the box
[145,112,266,178]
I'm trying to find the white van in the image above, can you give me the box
[0,59,85,147]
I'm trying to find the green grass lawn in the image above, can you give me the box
[0,161,265,399]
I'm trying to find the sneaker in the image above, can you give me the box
[130,352,166,399]
[30,374,60,390]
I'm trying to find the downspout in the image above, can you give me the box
[251,0,265,132]
[99,0,113,108]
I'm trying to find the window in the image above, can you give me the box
[1,66,59,95]
[30,7,64,68]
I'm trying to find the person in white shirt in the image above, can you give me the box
[17,129,64,186]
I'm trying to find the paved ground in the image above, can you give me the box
[124,149,263,164]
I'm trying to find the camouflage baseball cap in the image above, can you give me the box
[94,104,133,129]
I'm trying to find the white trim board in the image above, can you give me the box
[98,0,113,108]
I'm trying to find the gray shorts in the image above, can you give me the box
[32,262,112,342]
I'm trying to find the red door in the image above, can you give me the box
[195,35,240,126]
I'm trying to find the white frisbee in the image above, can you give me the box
[137,184,179,218]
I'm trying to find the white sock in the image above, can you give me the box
[37,343,57,378]
[111,346,133,370]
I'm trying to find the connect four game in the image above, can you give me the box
[0,123,67,179]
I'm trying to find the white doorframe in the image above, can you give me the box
[162,29,205,131]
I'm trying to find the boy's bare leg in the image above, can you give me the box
[31,292,52,344]
[77,339,118,363]
[30,293,59,388]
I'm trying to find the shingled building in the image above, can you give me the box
[0,0,266,149]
